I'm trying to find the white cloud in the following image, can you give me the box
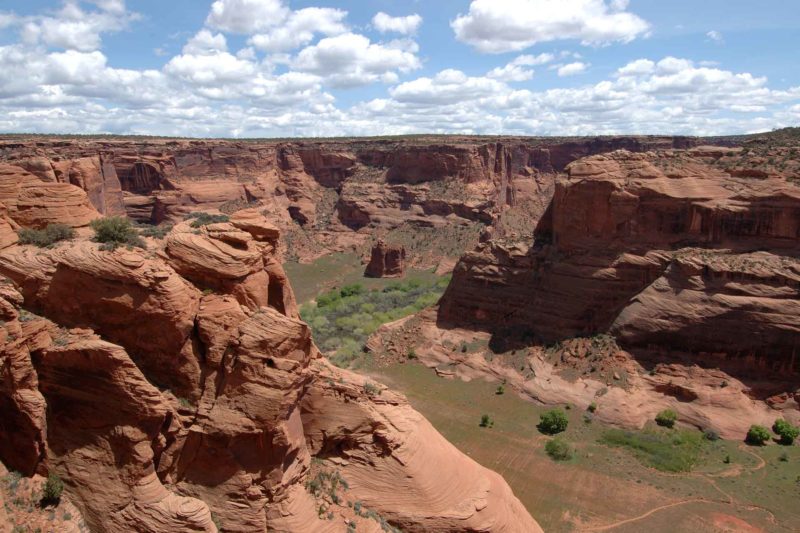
[372,12,422,35]
[452,0,650,53]
[487,53,555,81]
[165,51,256,86]
[389,70,508,105]
[13,0,139,52]
[248,7,348,52]
[183,30,228,55]
[0,1,797,139]
[205,0,289,34]
[558,61,589,76]
[706,30,724,43]
[292,33,421,87]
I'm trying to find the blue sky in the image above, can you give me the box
[0,0,798,137]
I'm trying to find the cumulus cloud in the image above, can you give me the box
[0,4,797,138]
[706,30,724,43]
[487,53,555,81]
[390,69,507,104]
[452,0,650,53]
[372,12,422,35]
[292,33,421,87]
[205,0,289,34]
[557,61,589,76]
[248,7,348,51]
[9,0,139,52]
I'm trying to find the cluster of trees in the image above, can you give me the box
[300,277,450,367]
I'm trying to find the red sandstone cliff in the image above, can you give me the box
[0,173,540,531]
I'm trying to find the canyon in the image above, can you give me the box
[0,130,798,532]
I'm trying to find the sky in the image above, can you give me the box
[0,0,798,138]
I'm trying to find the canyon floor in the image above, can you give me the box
[286,259,800,533]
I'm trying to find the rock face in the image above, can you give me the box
[0,163,100,228]
[436,147,800,435]
[0,164,538,532]
[441,149,800,364]
[364,240,405,278]
[0,135,703,265]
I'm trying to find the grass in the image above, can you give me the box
[600,428,705,472]
[363,361,800,532]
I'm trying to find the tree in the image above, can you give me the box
[538,409,568,435]
[746,425,770,446]
[655,409,678,428]
[773,419,799,445]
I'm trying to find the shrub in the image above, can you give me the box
[746,425,771,446]
[479,414,493,428]
[495,385,505,395]
[779,452,789,462]
[655,409,678,428]
[538,409,568,435]
[545,437,573,461]
[40,473,63,506]
[184,212,230,228]
[90,217,145,250]
[138,223,173,240]
[587,402,597,413]
[704,429,720,441]
[773,419,799,445]
[17,224,75,247]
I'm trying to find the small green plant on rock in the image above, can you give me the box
[655,409,678,428]
[18,223,75,247]
[40,473,63,507]
[185,212,230,228]
[91,216,145,250]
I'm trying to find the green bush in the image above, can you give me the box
[138,223,173,239]
[17,223,75,247]
[479,414,492,428]
[538,409,568,435]
[655,409,678,428]
[587,402,597,413]
[703,429,720,441]
[184,212,229,228]
[746,425,771,446]
[90,216,145,250]
[773,419,799,445]
[545,437,573,461]
[41,473,64,506]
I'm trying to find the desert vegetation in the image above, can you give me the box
[300,277,449,367]
[90,216,145,250]
[18,223,75,247]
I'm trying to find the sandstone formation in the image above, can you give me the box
[0,135,703,266]
[0,167,538,532]
[431,146,800,437]
[364,240,406,278]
